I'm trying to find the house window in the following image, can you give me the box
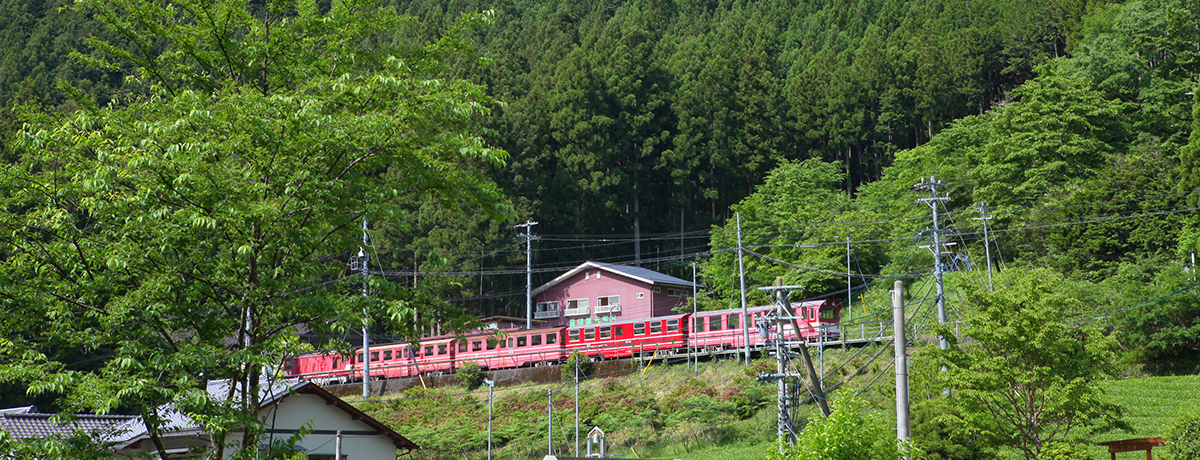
[653,287,661,293]
[666,319,679,333]
[536,301,560,319]
[599,326,612,339]
[565,298,590,316]
[585,272,590,280]
[595,271,600,279]
[634,323,646,335]
[531,334,542,346]
[517,336,527,347]
[569,330,580,342]
[668,288,682,297]
[584,328,596,341]
[649,321,662,334]
[596,295,620,314]
[710,316,722,331]
[636,292,644,299]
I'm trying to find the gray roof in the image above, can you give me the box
[0,409,135,441]
[532,261,703,296]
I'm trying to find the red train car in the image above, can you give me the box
[455,327,566,370]
[565,314,689,360]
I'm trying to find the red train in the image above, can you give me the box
[288,300,841,384]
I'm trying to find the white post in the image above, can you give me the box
[361,218,371,399]
[847,236,852,320]
[575,361,580,458]
[485,379,494,460]
[547,390,554,455]
[737,212,750,366]
[893,280,911,454]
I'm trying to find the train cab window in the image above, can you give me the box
[666,319,679,333]
[548,332,558,344]
[728,314,740,329]
[371,351,379,362]
[472,340,483,351]
[437,344,448,355]
[649,321,662,334]
[517,336,527,347]
[821,308,837,321]
[584,328,596,341]
[424,345,434,356]
[532,334,542,346]
[569,329,581,342]
[634,323,646,335]
[383,350,392,360]
[459,342,468,353]
[599,326,611,339]
[695,318,705,332]
[710,316,722,331]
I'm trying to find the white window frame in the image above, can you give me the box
[595,295,621,314]
[668,288,682,297]
[564,298,590,316]
[535,301,560,319]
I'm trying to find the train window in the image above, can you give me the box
[532,334,542,346]
[487,339,497,350]
[615,326,624,337]
[728,314,740,329]
[569,330,580,342]
[649,321,662,334]
[634,323,646,335]
[438,344,447,355]
[821,308,837,321]
[517,336,527,347]
[333,358,340,368]
[472,340,483,351]
[402,348,410,359]
[506,338,513,348]
[710,316,722,331]
[695,318,705,332]
[424,345,434,356]
[459,342,468,353]
[383,350,392,360]
[548,332,558,344]
[666,319,679,332]
[584,328,596,341]
[599,326,611,339]
[371,352,379,361]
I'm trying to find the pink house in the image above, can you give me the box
[531,261,702,327]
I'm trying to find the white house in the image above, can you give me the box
[1,378,417,459]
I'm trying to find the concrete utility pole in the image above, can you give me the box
[360,218,371,399]
[516,221,539,329]
[975,202,994,291]
[737,212,751,366]
[485,378,495,460]
[893,280,911,452]
[758,279,803,445]
[575,361,580,458]
[913,176,950,395]
[547,390,554,455]
[693,262,699,374]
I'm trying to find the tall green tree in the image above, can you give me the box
[0,0,506,457]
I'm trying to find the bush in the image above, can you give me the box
[456,361,485,390]
[768,393,907,460]
[1038,443,1089,460]
[562,351,593,381]
[1168,415,1200,460]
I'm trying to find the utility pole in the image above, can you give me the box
[516,221,539,329]
[893,280,911,454]
[758,278,804,445]
[913,176,950,395]
[485,378,495,460]
[360,218,371,399]
[575,360,580,457]
[692,262,698,374]
[758,281,830,418]
[547,389,554,456]
[975,202,994,291]
[335,430,342,460]
[737,212,751,366]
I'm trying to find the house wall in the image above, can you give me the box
[536,270,656,327]
[256,393,400,460]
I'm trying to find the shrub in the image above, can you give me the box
[1168,415,1200,460]
[1038,442,1089,460]
[562,351,593,381]
[456,361,485,390]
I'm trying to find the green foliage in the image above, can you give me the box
[768,394,907,460]
[562,350,594,381]
[1167,414,1200,460]
[1038,442,1091,460]
[456,361,486,390]
[911,398,988,460]
[0,0,505,458]
[938,269,1130,460]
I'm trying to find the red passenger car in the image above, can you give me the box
[565,314,689,360]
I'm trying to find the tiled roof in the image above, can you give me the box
[0,409,135,440]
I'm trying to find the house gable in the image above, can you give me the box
[532,262,701,327]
